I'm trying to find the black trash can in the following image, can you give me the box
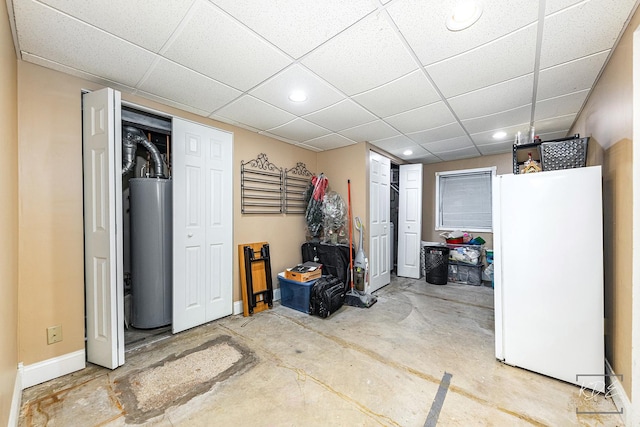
[424,246,450,285]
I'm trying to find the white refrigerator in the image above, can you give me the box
[492,166,604,391]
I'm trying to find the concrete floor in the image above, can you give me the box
[19,275,622,426]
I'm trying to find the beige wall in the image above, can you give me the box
[571,6,640,401]
[17,61,316,366]
[571,4,640,398]
[317,142,369,251]
[421,153,513,249]
[233,130,317,301]
[0,1,18,422]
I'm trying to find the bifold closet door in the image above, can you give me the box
[82,87,125,369]
[172,118,233,333]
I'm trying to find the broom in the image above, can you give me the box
[344,179,377,308]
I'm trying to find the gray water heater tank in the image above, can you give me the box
[129,178,172,329]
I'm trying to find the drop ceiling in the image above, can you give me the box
[7,0,639,162]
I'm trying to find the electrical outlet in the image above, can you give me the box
[47,325,62,344]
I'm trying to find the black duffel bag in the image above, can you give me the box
[310,275,345,318]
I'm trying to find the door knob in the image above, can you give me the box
[188,233,193,238]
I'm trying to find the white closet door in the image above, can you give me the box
[172,118,233,333]
[397,164,423,278]
[82,88,124,369]
[369,151,391,292]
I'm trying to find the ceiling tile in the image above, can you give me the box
[37,0,194,52]
[266,118,330,142]
[477,140,513,156]
[421,136,475,154]
[533,114,577,134]
[462,105,532,135]
[540,0,637,68]
[436,146,482,161]
[303,133,356,151]
[301,12,418,95]
[388,0,539,66]
[385,102,455,134]
[408,122,466,145]
[135,90,210,117]
[162,0,292,91]
[339,120,400,143]
[139,58,241,113]
[545,0,585,16]
[250,65,345,116]
[448,74,534,120]
[426,25,538,97]
[471,123,531,147]
[409,153,441,164]
[382,144,432,160]
[209,0,375,59]
[352,70,441,117]
[213,95,296,131]
[538,129,572,141]
[208,113,259,132]
[369,135,419,152]
[14,0,157,87]
[304,100,377,132]
[534,90,590,121]
[537,51,609,100]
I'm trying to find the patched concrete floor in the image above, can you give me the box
[19,275,622,426]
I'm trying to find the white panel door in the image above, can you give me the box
[82,88,124,369]
[172,118,233,333]
[369,151,390,292]
[397,164,423,278]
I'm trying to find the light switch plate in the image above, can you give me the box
[47,325,62,344]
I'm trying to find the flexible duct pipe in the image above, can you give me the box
[122,126,166,178]
[122,131,137,176]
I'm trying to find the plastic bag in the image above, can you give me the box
[482,263,494,282]
[305,174,329,238]
[321,191,347,244]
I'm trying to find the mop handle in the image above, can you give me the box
[347,180,354,290]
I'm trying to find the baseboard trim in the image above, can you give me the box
[22,349,86,389]
[605,358,631,425]
[233,300,243,315]
[232,289,280,316]
[8,363,23,427]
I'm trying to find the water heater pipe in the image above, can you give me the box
[122,125,165,178]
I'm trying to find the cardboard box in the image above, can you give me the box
[284,262,322,282]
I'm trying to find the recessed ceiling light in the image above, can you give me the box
[403,149,413,156]
[288,90,307,102]
[493,131,507,140]
[446,1,483,31]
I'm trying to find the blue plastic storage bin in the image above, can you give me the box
[278,272,318,314]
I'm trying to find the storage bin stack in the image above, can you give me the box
[447,244,483,286]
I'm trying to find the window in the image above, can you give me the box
[435,166,496,232]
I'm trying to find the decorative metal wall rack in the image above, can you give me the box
[240,153,313,214]
[284,162,313,214]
